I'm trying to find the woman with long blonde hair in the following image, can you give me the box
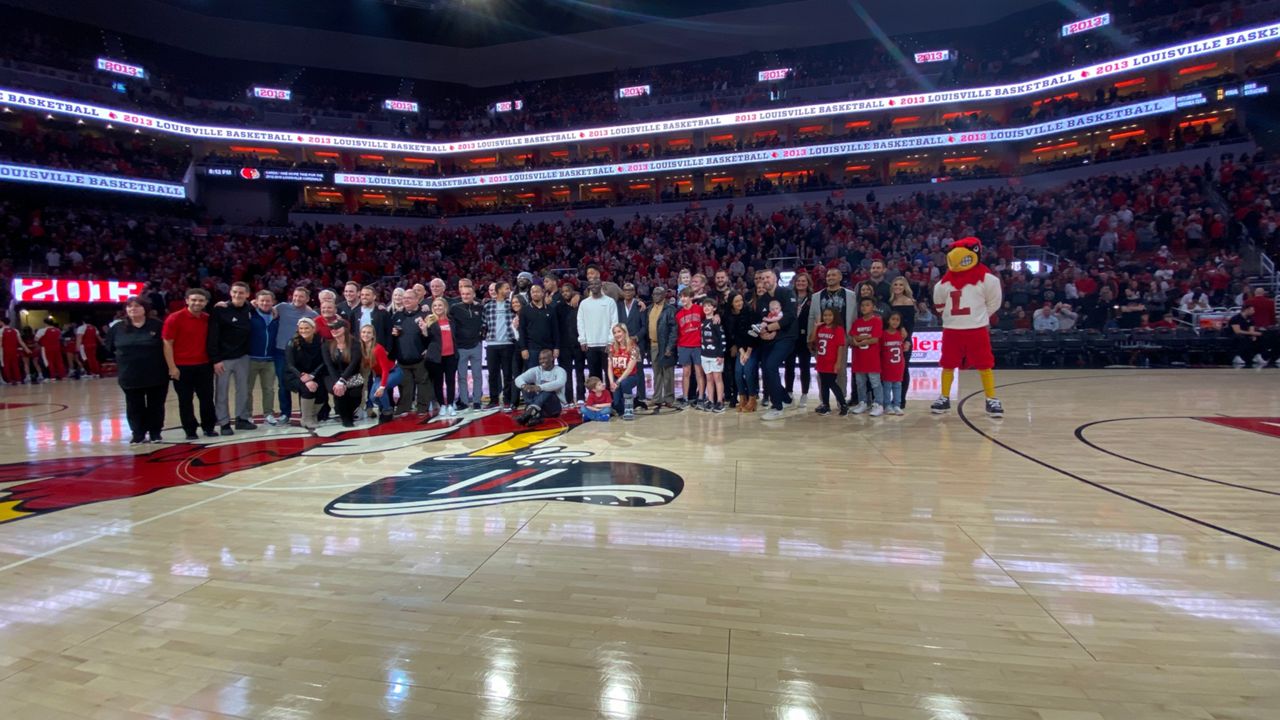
[607,323,641,420]
[888,276,916,411]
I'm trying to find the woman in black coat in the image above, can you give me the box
[106,296,168,443]
[322,319,364,427]
[285,317,327,429]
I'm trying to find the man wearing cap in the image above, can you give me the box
[617,282,649,409]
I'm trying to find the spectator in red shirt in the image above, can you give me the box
[163,288,217,440]
[1244,288,1276,329]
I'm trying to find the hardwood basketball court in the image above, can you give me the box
[1,368,1278,719]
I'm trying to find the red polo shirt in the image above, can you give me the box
[162,309,210,365]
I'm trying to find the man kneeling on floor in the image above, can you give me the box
[514,349,568,426]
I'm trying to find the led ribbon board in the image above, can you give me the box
[0,163,186,199]
[12,278,146,304]
[332,97,1177,190]
[4,23,1275,154]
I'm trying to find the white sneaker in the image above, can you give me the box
[1233,356,1246,368]
[447,405,457,417]
[891,406,904,416]
[869,404,884,417]
[798,396,808,408]
[1253,354,1267,368]
[265,414,280,426]
[850,402,868,415]
[761,409,784,421]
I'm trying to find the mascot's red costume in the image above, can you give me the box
[930,236,1004,418]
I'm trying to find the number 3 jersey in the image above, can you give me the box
[932,273,1002,329]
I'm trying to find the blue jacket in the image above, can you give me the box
[249,309,279,360]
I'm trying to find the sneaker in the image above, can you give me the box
[1233,356,1247,368]
[675,399,688,409]
[869,404,884,417]
[850,402,868,415]
[815,405,830,416]
[783,395,794,407]
[483,402,500,410]
[265,414,280,426]
[473,403,482,411]
[185,432,199,441]
[761,408,784,421]
[447,405,457,417]
[798,396,808,409]
[234,419,257,431]
[1253,354,1267,368]
[890,406,904,416]
[930,397,951,414]
[130,434,145,444]
[712,403,725,414]
[219,424,235,436]
[203,430,220,438]
[149,432,163,443]
[985,398,1004,418]
[455,401,468,412]
[838,405,849,417]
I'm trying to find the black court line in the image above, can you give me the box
[954,375,1280,553]
[1074,417,1280,497]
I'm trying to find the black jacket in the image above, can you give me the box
[390,310,429,365]
[106,319,166,390]
[206,302,253,363]
[728,306,762,351]
[284,336,326,392]
[323,337,363,384]
[420,320,446,364]
[447,301,485,350]
[519,302,560,352]
[554,300,579,351]
[344,305,392,351]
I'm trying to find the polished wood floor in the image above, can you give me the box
[1,368,1279,719]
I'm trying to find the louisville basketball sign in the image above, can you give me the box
[0,410,684,524]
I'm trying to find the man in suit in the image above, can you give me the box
[617,282,648,409]
[345,285,392,351]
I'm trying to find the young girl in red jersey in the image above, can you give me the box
[880,311,908,416]
[811,307,848,416]
[849,297,884,417]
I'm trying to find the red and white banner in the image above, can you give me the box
[1062,13,1111,37]
[253,87,292,101]
[4,23,1275,155]
[332,97,1176,190]
[383,99,419,113]
[95,57,146,79]
[757,68,791,82]
[617,85,651,98]
[0,163,186,198]
[12,278,146,304]
[914,50,951,64]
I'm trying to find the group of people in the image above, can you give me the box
[0,316,102,385]
[89,261,928,442]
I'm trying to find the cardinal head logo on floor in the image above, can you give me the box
[0,410,684,523]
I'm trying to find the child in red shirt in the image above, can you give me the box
[811,307,848,416]
[674,288,705,408]
[582,376,613,421]
[880,311,908,416]
[849,297,884,416]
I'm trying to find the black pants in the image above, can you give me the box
[333,385,360,425]
[558,346,586,402]
[899,347,912,409]
[123,383,168,438]
[522,390,563,418]
[818,372,846,410]
[723,346,737,402]
[585,346,609,383]
[173,363,216,434]
[486,345,515,405]
[426,354,458,406]
[785,342,813,396]
[396,362,432,414]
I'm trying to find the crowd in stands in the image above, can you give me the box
[0,117,189,181]
[2,0,1275,143]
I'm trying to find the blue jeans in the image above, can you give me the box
[368,366,404,413]
[581,406,612,421]
[735,351,759,397]
[611,374,641,414]
[761,337,796,410]
[856,372,883,406]
[272,348,291,419]
[882,380,901,409]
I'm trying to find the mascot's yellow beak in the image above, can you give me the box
[946,246,979,273]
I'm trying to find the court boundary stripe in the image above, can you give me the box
[1074,417,1280,497]
[955,374,1280,553]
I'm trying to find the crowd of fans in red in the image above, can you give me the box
[4,154,1276,343]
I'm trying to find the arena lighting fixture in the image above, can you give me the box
[4,21,1278,155]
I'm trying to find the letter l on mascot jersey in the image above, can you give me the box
[930,237,1004,418]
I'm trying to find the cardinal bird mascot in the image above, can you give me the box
[930,237,1004,418]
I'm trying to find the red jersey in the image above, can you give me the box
[161,309,211,366]
[676,305,704,348]
[1245,295,1276,328]
[849,315,883,374]
[609,343,637,379]
[880,329,908,383]
[812,324,846,374]
[586,388,612,407]
[1,327,18,354]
